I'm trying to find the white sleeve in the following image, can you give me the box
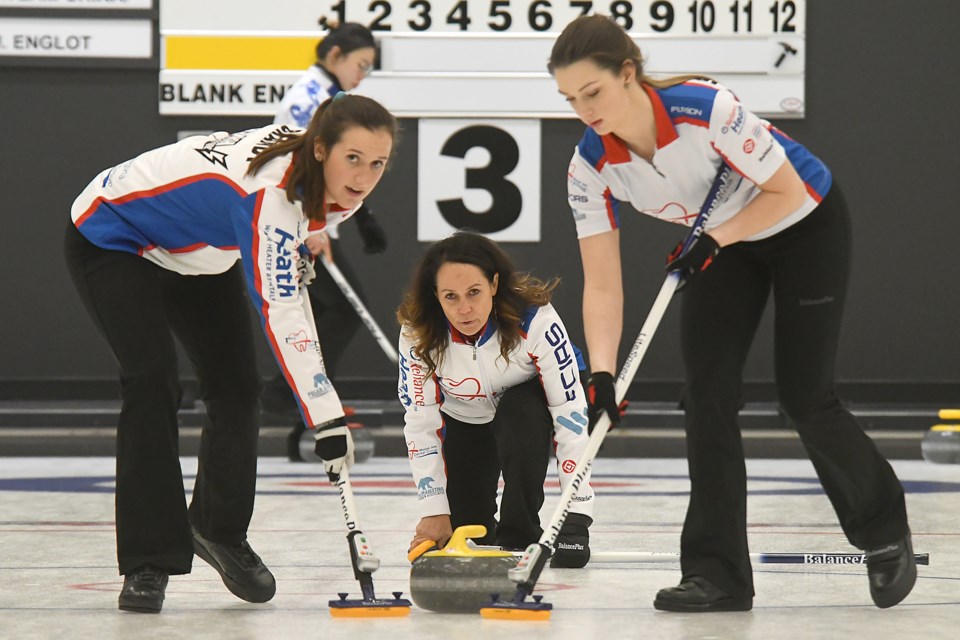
[274,74,322,128]
[244,188,344,427]
[709,88,787,185]
[526,305,595,518]
[567,147,621,240]
[398,329,450,518]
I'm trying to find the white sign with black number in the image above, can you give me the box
[316,0,804,34]
[418,119,540,242]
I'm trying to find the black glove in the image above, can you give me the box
[586,372,626,434]
[665,233,720,287]
[313,416,355,483]
[550,513,592,568]
[353,205,387,254]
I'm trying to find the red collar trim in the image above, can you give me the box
[643,83,679,148]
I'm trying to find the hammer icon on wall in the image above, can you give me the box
[774,42,799,68]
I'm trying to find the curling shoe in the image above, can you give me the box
[866,535,916,608]
[654,576,752,612]
[550,513,592,568]
[118,565,168,613]
[191,526,276,603]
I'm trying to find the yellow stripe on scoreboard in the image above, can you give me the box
[164,36,318,71]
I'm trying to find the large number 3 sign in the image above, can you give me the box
[417,119,541,242]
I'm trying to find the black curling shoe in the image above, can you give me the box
[654,576,753,612]
[866,535,917,608]
[118,566,168,613]
[191,526,276,603]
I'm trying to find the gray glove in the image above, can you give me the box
[313,417,355,482]
[297,254,316,287]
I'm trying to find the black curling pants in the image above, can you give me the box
[441,377,554,548]
[677,182,910,598]
[64,223,263,576]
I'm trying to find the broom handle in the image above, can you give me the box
[508,164,740,592]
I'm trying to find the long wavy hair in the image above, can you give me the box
[548,14,712,88]
[397,232,559,375]
[246,94,398,221]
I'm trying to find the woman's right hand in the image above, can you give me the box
[409,515,453,553]
[305,231,333,263]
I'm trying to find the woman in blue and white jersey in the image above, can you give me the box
[265,23,390,450]
[64,94,397,613]
[398,232,596,568]
[549,15,914,611]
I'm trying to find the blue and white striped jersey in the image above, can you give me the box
[567,80,832,241]
[71,124,360,428]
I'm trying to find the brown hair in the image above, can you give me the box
[246,94,398,221]
[548,14,711,89]
[397,232,559,374]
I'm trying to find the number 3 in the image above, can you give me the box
[436,126,522,233]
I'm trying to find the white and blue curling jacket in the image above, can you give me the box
[274,65,341,129]
[567,79,832,241]
[70,124,360,428]
[398,303,596,519]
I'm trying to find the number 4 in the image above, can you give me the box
[447,0,471,30]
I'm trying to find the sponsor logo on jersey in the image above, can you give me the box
[758,141,775,162]
[561,459,577,473]
[545,322,578,403]
[194,131,249,169]
[285,330,313,352]
[743,139,756,154]
[439,377,484,400]
[247,125,299,160]
[569,194,589,203]
[263,226,297,299]
[308,372,333,399]
[557,409,588,435]
[407,441,440,460]
[722,104,745,135]
[417,476,445,500]
[568,163,589,193]
[398,348,427,408]
[641,201,693,224]
[669,105,703,118]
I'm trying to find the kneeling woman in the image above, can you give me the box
[397,232,595,568]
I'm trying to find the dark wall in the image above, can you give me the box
[1,0,957,396]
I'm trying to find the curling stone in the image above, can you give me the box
[298,422,375,464]
[409,525,519,613]
[921,425,960,464]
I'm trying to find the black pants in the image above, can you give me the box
[64,222,263,576]
[442,378,554,548]
[678,183,910,598]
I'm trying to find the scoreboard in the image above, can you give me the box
[158,0,806,241]
[159,0,806,118]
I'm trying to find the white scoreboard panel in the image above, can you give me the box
[159,0,806,119]
[160,0,805,242]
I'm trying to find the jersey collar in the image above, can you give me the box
[597,84,678,165]
[643,83,680,148]
[448,316,497,347]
